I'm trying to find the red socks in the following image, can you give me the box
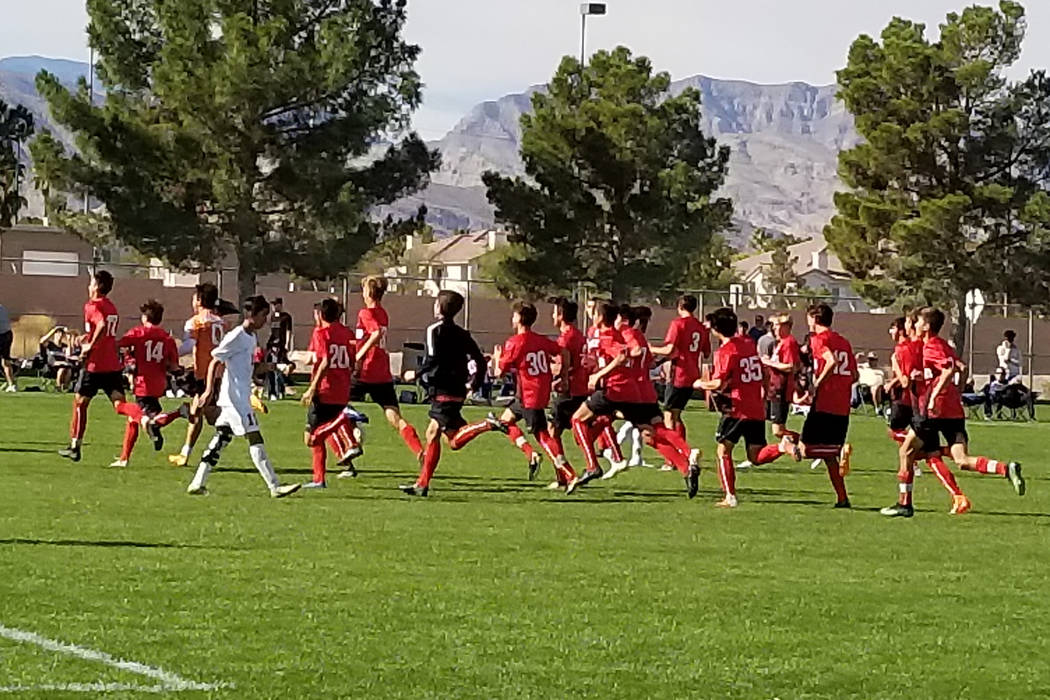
[70,401,88,441]
[717,454,736,498]
[593,416,624,462]
[754,443,783,465]
[571,418,601,473]
[417,440,441,487]
[826,461,848,502]
[399,423,423,457]
[447,421,493,451]
[506,424,536,459]
[967,456,1007,476]
[311,443,327,483]
[119,421,139,461]
[646,431,689,474]
[537,429,575,483]
[927,456,963,496]
[115,401,145,422]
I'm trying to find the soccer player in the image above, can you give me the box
[169,283,225,467]
[186,296,301,498]
[399,291,507,497]
[549,297,589,489]
[353,276,424,459]
[112,300,186,467]
[300,298,359,489]
[881,307,1024,517]
[760,314,802,460]
[582,298,626,468]
[489,301,576,487]
[651,295,710,439]
[798,303,856,508]
[696,308,794,508]
[59,270,158,463]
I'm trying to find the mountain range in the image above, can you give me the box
[2,56,860,246]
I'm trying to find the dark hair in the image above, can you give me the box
[617,303,636,325]
[807,303,834,327]
[363,275,388,301]
[598,301,619,328]
[320,298,341,323]
[273,297,284,306]
[93,270,113,296]
[437,290,464,319]
[635,306,652,333]
[740,321,750,332]
[678,295,698,314]
[140,299,164,325]
[244,295,271,317]
[195,283,219,311]
[890,317,906,333]
[1004,330,1016,343]
[552,297,578,324]
[712,307,738,338]
[921,307,945,334]
[704,313,715,325]
[513,301,537,328]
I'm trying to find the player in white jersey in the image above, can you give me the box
[187,296,300,498]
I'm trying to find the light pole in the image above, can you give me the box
[579,3,607,67]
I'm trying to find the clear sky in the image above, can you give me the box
[3,0,1048,139]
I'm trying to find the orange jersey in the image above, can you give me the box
[184,312,225,380]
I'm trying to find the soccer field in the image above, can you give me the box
[0,393,1044,699]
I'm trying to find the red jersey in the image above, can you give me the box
[119,324,178,397]
[83,297,122,373]
[499,330,562,409]
[810,329,856,416]
[595,327,639,402]
[355,306,393,384]
[621,326,658,403]
[711,335,765,420]
[893,339,923,408]
[310,322,355,405]
[769,334,801,399]
[921,336,964,419]
[664,315,709,388]
[557,324,589,397]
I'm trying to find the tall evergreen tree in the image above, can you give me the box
[0,101,34,227]
[35,0,438,301]
[482,47,733,300]
[826,1,1050,350]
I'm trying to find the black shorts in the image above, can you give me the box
[585,390,630,419]
[430,399,467,432]
[136,396,163,416]
[508,400,548,434]
[888,402,914,432]
[622,402,662,427]
[76,371,125,398]
[0,330,11,360]
[306,400,345,433]
[914,417,968,451]
[350,381,399,408]
[716,417,767,447]
[767,398,790,425]
[801,411,850,448]
[552,395,587,430]
[663,385,694,412]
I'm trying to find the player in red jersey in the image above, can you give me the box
[651,295,710,440]
[798,304,856,508]
[881,307,1024,517]
[482,302,577,487]
[300,298,363,489]
[581,298,626,468]
[58,271,157,463]
[352,276,424,459]
[759,314,802,460]
[547,298,590,488]
[696,308,793,508]
[111,300,186,467]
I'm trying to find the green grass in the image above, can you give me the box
[0,393,1045,699]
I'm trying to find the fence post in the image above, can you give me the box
[1028,308,1034,396]
[341,274,349,317]
[464,277,471,330]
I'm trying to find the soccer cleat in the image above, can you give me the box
[880,503,914,518]
[565,468,602,495]
[107,459,128,469]
[547,480,567,491]
[186,484,208,496]
[688,448,701,469]
[343,407,370,424]
[337,466,358,479]
[271,483,302,499]
[950,494,972,515]
[144,418,164,452]
[715,495,738,508]
[528,453,543,481]
[658,463,675,472]
[4,384,16,392]
[486,413,510,434]
[839,443,853,476]
[780,434,802,462]
[399,484,429,497]
[58,445,81,463]
[169,453,189,467]
[736,460,753,471]
[833,498,852,509]
[1006,462,1025,496]
[336,447,364,467]
[685,464,700,499]
[251,394,269,414]
[601,460,629,481]
[302,481,327,490]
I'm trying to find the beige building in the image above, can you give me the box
[389,229,508,297]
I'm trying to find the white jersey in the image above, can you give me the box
[213,325,257,412]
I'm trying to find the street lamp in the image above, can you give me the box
[579,3,607,67]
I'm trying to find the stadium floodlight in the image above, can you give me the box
[579,3,608,67]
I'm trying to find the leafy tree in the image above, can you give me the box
[354,205,433,275]
[675,234,739,292]
[483,46,733,301]
[826,1,1050,350]
[36,0,439,301]
[0,100,34,227]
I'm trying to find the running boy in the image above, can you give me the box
[170,283,225,466]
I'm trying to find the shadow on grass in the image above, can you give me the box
[0,447,57,454]
[0,538,235,550]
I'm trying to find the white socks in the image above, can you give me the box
[249,443,280,491]
[617,423,643,466]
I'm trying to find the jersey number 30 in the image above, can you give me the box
[525,351,549,376]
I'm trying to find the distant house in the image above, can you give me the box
[733,235,869,311]
[389,229,508,297]
[0,224,92,277]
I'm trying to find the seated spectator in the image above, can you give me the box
[997,330,1022,379]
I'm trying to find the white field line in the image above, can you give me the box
[0,624,230,693]
[0,683,174,693]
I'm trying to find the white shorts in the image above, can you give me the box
[216,403,261,437]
